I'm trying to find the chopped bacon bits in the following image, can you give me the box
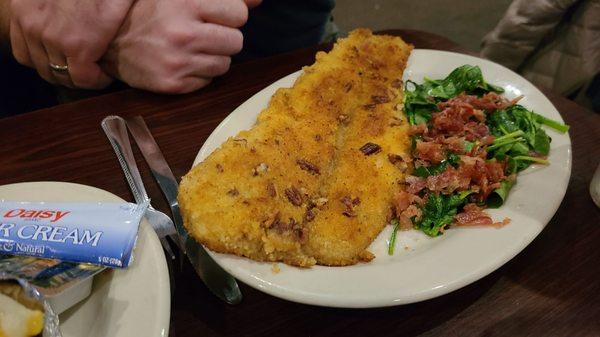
[409,123,428,135]
[405,175,427,194]
[415,140,445,163]
[493,217,511,227]
[455,203,493,226]
[403,205,422,220]
[398,90,519,233]
[393,191,412,213]
[398,214,413,230]
[393,191,423,223]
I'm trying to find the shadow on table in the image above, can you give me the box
[170,259,500,337]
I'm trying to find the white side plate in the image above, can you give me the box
[0,182,171,336]
[192,49,572,308]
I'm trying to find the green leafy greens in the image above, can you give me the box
[486,104,568,174]
[388,219,400,255]
[415,191,473,236]
[404,65,504,125]
[390,64,569,243]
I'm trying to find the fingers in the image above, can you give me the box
[156,76,212,94]
[11,18,111,89]
[45,45,74,88]
[66,58,114,89]
[195,0,248,28]
[189,54,231,78]
[45,33,113,89]
[23,35,57,84]
[9,21,32,67]
[187,23,243,55]
[173,77,213,94]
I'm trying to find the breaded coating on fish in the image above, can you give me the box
[178,29,413,267]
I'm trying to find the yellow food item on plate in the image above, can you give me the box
[179,29,412,266]
[0,292,44,337]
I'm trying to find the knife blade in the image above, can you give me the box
[125,115,242,305]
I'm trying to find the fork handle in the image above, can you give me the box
[102,116,176,260]
[101,116,150,205]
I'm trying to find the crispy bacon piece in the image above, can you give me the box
[409,123,428,135]
[441,136,466,153]
[426,167,470,194]
[455,203,493,226]
[398,214,413,230]
[392,190,424,224]
[405,175,427,194]
[464,122,490,141]
[415,140,445,163]
[402,205,422,221]
[393,190,412,213]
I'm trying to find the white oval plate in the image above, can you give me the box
[193,49,572,308]
[0,182,171,336]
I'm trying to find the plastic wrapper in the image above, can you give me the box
[0,275,61,337]
[0,201,148,268]
[0,254,104,314]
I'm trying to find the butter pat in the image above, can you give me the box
[0,201,148,268]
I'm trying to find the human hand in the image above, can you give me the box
[245,0,263,8]
[9,0,134,89]
[102,0,251,94]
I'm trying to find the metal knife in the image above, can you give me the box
[126,115,242,305]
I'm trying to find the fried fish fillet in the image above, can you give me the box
[179,29,413,267]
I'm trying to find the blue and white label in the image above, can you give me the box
[0,201,148,268]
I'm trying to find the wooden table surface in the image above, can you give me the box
[1,30,599,337]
